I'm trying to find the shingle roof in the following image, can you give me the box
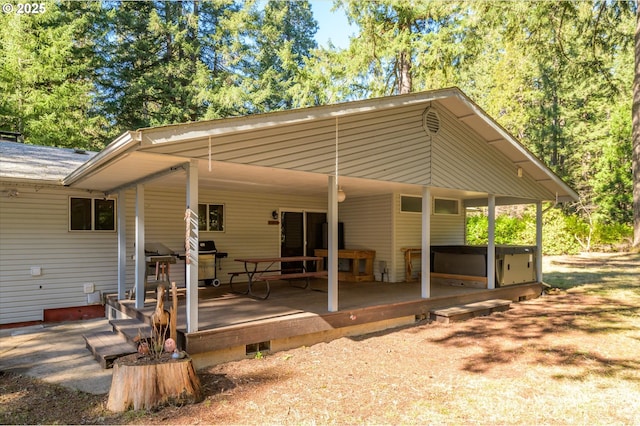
[0,141,96,183]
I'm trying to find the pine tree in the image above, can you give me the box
[0,1,109,149]
[334,0,471,97]
[96,1,212,131]
[246,0,318,112]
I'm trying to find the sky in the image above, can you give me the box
[309,1,355,49]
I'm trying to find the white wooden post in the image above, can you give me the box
[536,201,543,283]
[134,184,145,309]
[327,175,339,312]
[185,159,199,333]
[421,186,431,299]
[117,190,127,300]
[487,194,496,290]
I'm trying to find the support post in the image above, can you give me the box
[536,201,543,283]
[421,186,431,299]
[327,175,339,312]
[185,160,199,333]
[487,194,496,290]
[134,184,145,309]
[117,190,127,300]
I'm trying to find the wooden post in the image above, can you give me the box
[170,281,178,343]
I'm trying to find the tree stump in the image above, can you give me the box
[106,354,202,412]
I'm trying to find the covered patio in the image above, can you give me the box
[67,88,576,364]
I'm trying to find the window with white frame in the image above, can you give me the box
[433,197,460,215]
[400,195,460,215]
[69,197,116,231]
[400,195,422,213]
[198,203,224,232]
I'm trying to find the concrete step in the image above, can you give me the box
[430,298,512,324]
[83,331,137,369]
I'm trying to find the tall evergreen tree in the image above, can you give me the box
[96,1,212,131]
[0,1,109,149]
[246,0,318,112]
[334,0,472,97]
[471,1,635,225]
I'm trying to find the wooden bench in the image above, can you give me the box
[228,269,289,294]
[228,270,279,289]
[250,271,328,299]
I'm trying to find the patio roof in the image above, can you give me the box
[63,88,578,203]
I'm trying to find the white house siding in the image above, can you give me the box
[148,117,338,175]
[123,184,329,290]
[393,193,465,282]
[0,181,332,324]
[431,107,552,200]
[145,103,433,186]
[338,194,394,282]
[337,103,431,185]
[0,185,118,324]
[196,187,327,275]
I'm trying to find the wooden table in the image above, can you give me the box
[232,256,325,299]
[314,249,375,282]
[129,255,176,300]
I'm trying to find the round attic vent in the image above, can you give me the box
[422,107,440,135]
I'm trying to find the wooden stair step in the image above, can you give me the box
[430,299,512,324]
[84,331,137,369]
[110,318,152,341]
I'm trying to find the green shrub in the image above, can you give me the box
[466,207,583,255]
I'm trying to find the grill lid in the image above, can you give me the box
[198,240,217,253]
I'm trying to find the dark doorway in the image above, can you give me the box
[280,210,327,273]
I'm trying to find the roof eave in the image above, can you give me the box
[63,131,140,187]
[452,91,580,202]
[136,88,461,146]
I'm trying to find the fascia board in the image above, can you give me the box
[63,131,140,186]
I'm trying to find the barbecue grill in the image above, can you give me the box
[198,240,228,286]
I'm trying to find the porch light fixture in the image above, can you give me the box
[338,187,346,203]
[517,166,523,178]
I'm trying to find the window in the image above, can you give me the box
[400,195,422,213]
[198,203,224,232]
[434,198,460,215]
[400,195,460,215]
[70,197,115,231]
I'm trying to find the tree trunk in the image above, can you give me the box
[633,1,640,248]
[107,356,202,412]
[398,49,412,94]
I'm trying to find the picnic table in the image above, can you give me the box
[230,256,327,299]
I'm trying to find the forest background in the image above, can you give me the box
[1,0,638,254]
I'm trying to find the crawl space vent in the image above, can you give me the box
[423,107,440,135]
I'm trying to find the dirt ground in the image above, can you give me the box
[1,253,639,425]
